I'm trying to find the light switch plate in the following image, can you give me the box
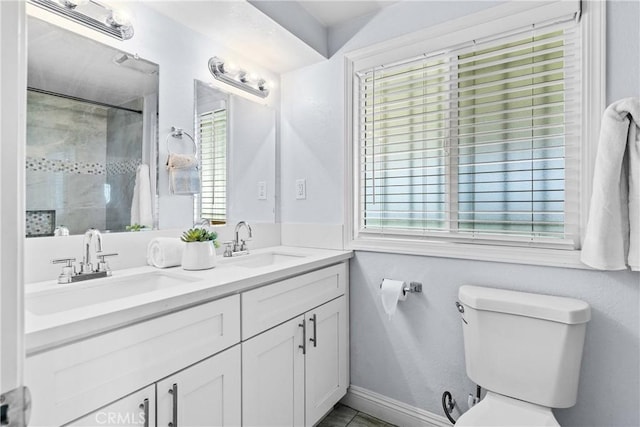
[258,181,267,200]
[295,179,306,200]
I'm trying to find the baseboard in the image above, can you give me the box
[341,386,452,427]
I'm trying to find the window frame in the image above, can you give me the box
[344,0,605,269]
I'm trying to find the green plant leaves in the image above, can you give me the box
[180,228,219,246]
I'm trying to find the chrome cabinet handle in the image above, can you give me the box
[138,398,149,427]
[309,314,317,347]
[298,322,306,355]
[168,383,178,427]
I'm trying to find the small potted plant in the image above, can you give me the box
[180,228,220,270]
[126,223,148,232]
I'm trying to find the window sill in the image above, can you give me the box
[348,236,590,270]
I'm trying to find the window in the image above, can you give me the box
[348,1,604,266]
[198,108,227,224]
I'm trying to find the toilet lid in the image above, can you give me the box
[455,392,560,427]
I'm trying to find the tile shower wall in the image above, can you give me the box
[26,91,143,235]
[26,91,107,234]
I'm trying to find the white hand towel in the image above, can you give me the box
[147,237,185,268]
[581,98,640,271]
[167,153,200,195]
[131,164,154,228]
[167,153,198,169]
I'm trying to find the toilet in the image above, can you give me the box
[456,285,591,426]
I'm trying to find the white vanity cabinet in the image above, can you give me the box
[242,263,349,427]
[25,256,351,427]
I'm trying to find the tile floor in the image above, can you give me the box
[317,403,396,427]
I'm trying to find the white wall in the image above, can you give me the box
[280,1,640,426]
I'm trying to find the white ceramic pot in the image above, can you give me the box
[181,241,217,270]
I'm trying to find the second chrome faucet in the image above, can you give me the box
[224,221,253,257]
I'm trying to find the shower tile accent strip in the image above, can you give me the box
[26,157,141,175]
[106,159,142,175]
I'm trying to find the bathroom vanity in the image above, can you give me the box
[24,247,351,426]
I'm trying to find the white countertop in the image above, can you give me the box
[25,246,352,355]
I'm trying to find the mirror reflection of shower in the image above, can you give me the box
[26,90,144,235]
[25,15,158,237]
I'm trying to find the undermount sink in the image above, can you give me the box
[231,252,306,269]
[26,271,199,316]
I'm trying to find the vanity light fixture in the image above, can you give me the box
[29,0,134,41]
[208,57,270,99]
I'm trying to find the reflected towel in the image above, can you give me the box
[167,153,200,195]
[167,153,198,169]
[581,98,640,271]
[131,164,153,227]
[147,237,185,268]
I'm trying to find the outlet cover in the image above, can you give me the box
[295,179,306,200]
[258,181,267,200]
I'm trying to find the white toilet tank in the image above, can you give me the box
[458,285,591,409]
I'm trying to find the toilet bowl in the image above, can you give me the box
[456,392,559,427]
[455,285,591,427]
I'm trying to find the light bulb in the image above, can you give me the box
[59,0,89,8]
[106,9,131,28]
[224,62,239,74]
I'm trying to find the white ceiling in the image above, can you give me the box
[298,0,395,27]
[144,1,325,74]
[144,1,397,74]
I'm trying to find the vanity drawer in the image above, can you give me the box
[242,262,347,339]
[26,294,240,427]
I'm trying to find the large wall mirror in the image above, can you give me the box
[25,15,159,236]
[194,80,276,225]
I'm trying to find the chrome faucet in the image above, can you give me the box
[52,228,118,283]
[234,221,252,252]
[81,228,103,273]
[224,221,253,257]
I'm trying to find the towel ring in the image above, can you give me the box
[166,126,197,156]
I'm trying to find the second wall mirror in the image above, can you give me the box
[194,80,276,225]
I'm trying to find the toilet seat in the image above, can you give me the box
[455,391,560,427]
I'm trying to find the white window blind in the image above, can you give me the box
[198,109,227,224]
[356,18,581,248]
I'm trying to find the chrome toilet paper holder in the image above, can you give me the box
[380,280,423,296]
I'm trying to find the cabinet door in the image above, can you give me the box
[157,345,241,427]
[243,315,305,427]
[305,296,348,426]
[67,385,155,427]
